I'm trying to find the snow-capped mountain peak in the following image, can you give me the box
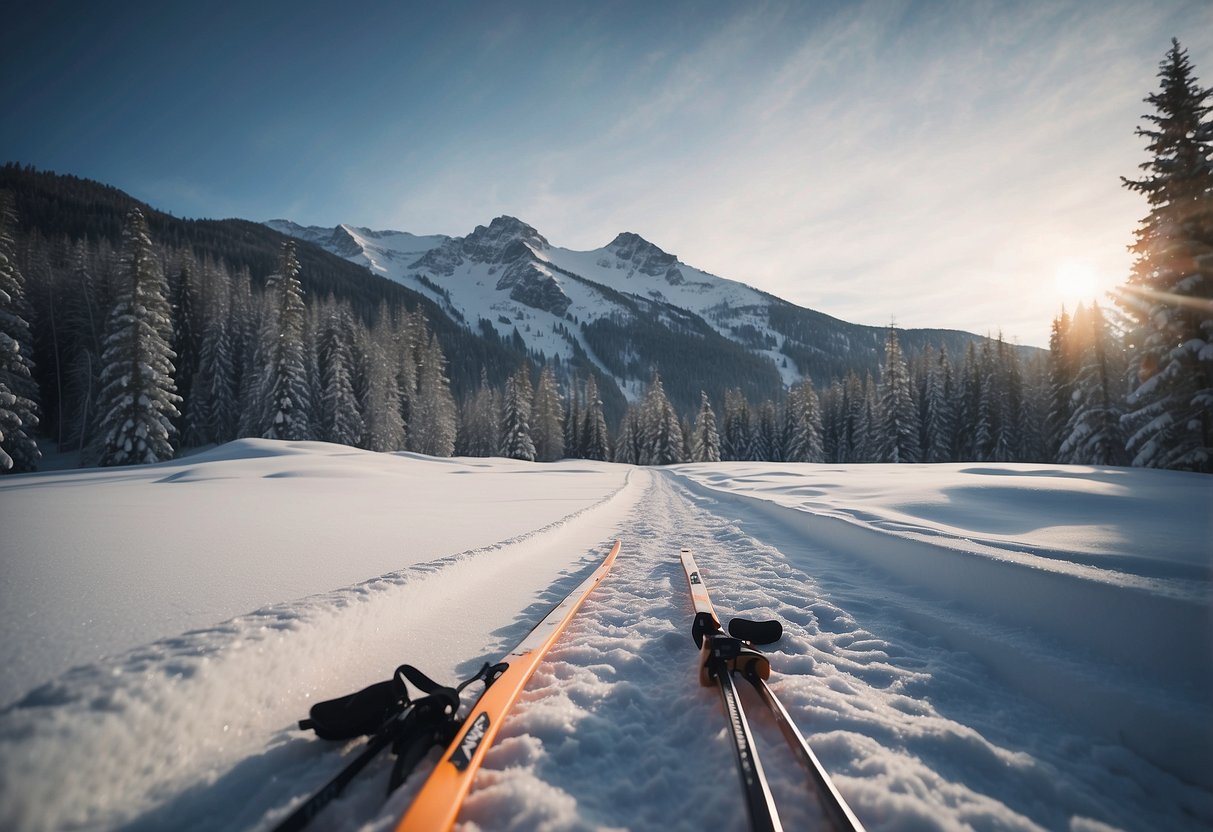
[602,232,685,285]
[266,214,1005,410]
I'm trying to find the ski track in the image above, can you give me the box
[2,467,1210,832]
[448,471,1212,832]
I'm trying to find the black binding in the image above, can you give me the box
[728,617,783,646]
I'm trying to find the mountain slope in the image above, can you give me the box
[270,214,1032,412]
[0,165,530,400]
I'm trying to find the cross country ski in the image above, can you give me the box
[270,539,621,832]
[679,547,866,832]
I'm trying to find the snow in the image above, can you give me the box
[0,440,630,705]
[1,445,1210,831]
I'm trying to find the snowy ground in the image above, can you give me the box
[0,443,1210,831]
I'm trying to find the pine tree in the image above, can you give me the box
[1047,309,1080,460]
[188,261,237,445]
[361,324,406,453]
[691,390,721,462]
[395,309,421,439]
[721,389,753,461]
[460,369,500,457]
[753,400,780,462]
[170,254,202,441]
[0,193,40,471]
[581,375,611,461]
[60,239,104,453]
[1018,352,1051,463]
[532,365,565,462]
[411,332,458,457]
[1118,39,1213,471]
[563,378,583,458]
[642,371,685,465]
[500,365,536,461]
[786,379,824,462]
[259,241,311,441]
[877,329,920,463]
[922,348,956,462]
[613,405,642,464]
[94,208,180,466]
[820,379,845,462]
[1060,303,1129,465]
[318,303,364,447]
[958,343,983,460]
[993,335,1024,462]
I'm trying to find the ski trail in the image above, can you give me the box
[459,471,1213,832]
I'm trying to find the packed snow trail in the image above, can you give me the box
[457,471,1212,832]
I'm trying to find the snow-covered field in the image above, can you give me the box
[1,442,1210,831]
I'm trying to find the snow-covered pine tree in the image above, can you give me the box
[1118,39,1213,471]
[691,390,721,462]
[531,365,564,462]
[922,347,956,462]
[1017,352,1051,463]
[993,336,1024,462]
[563,378,583,458]
[169,254,202,441]
[580,374,610,461]
[411,332,457,457]
[721,388,753,461]
[500,365,536,461]
[258,241,311,441]
[958,343,983,460]
[361,320,406,453]
[877,329,921,463]
[1060,302,1129,465]
[753,400,780,462]
[60,239,104,453]
[613,405,642,464]
[318,302,364,447]
[786,379,824,462]
[972,341,1000,462]
[819,378,844,462]
[642,371,685,465]
[460,369,500,457]
[303,302,322,433]
[0,193,41,471]
[232,267,262,438]
[1047,309,1079,460]
[859,372,879,462]
[395,308,421,437]
[186,260,237,446]
[94,208,180,466]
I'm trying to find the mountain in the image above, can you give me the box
[0,163,1031,427]
[0,164,532,404]
[268,215,1025,413]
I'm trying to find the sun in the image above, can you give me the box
[1053,259,1101,308]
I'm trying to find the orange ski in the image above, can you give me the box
[396,539,621,832]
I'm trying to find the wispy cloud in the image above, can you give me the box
[38,0,1202,348]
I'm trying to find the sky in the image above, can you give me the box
[3,0,1211,347]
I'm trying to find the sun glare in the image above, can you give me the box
[1053,259,1101,308]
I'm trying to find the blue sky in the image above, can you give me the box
[4,0,1211,346]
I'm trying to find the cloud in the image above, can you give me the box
[304,0,1212,346]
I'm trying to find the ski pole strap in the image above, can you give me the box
[298,670,411,741]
